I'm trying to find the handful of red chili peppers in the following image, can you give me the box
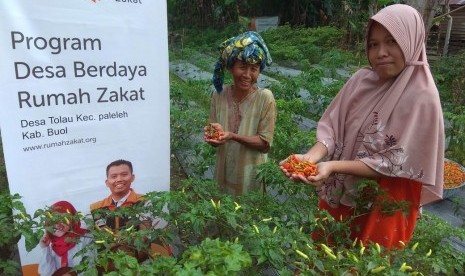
[282,154,318,177]
[205,124,224,141]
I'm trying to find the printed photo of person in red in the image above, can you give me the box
[38,201,94,276]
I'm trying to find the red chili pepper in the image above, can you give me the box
[444,160,465,189]
[205,124,223,140]
[282,154,318,177]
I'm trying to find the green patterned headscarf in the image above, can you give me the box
[212,31,272,93]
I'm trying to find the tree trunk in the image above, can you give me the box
[369,0,378,18]
[443,2,453,56]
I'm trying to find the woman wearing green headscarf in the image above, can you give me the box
[204,31,276,196]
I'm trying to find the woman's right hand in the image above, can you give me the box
[279,154,308,178]
[204,123,226,146]
[279,154,325,187]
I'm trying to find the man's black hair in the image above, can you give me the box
[106,159,133,176]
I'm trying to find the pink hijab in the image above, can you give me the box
[316,4,444,208]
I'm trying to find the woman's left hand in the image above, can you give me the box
[204,123,227,146]
[206,130,233,145]
[290,161,333,187]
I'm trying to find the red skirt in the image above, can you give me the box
[318,178,422,249]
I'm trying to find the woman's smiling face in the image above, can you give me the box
[229,60,260,93]
[368,22,406,80]
[52,222,70,237]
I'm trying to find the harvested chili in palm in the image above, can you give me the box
[282,154,318,177]
[444,160,465,189]
[205,123,224,140]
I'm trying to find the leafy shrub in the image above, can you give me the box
[320,48,357,70]
[431,52,465,164]
[170,77,210,153]
[408,214,465,275]
[431,51,465,112]
[270,99,317,161]
[303,44,323,64]
[269,45,305,64]
[444,110,465,165]
[261,25,346,69]
[4,174,465,274]
[262,25,345,51]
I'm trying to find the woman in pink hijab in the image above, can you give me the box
[281,4,444,248]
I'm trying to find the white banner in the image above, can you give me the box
[0,0,170,273]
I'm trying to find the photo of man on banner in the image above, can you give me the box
[90,159,171,268]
